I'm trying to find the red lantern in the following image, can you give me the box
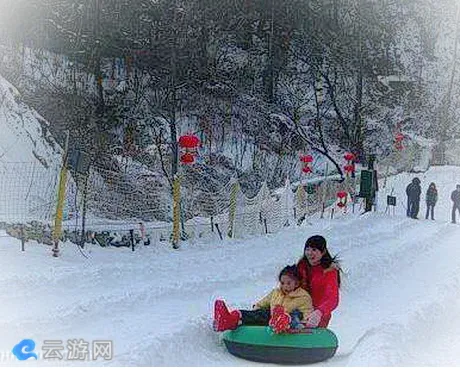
[300,154,313,163]
[300,154,313,175]
[337,191,348,208]
[179,134,200,150]
[343,152,355,176]
[180,153,195,164]
[179,134,200,164]
[344,164,355,174]
[394,132,404,151]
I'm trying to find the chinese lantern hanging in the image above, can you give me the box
[300,154,314,174]
[343,152,355,176]
[394,132,404,151]
[180,152,195,164]
[179,134,200,165]
[336,191,348,208]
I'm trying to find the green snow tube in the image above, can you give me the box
[222,326,338,364]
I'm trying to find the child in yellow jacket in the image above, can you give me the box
[213,265,313,333]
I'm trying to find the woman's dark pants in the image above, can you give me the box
[240,308,303,329]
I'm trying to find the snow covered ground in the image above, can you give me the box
[1,166,460,366]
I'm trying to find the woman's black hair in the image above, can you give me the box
[279,265,300,282]
[302,235,341,287]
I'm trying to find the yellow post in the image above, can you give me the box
[227,179,239,238]
[172,174,181,249]
[52,131,69,257]
[296,185,306,220]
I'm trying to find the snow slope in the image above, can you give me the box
[1,166,460,366]
[0,74,62,222]
[0,74,60,164]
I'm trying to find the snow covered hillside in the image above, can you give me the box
[1,166,460,366]
[0,74,62,223]
[0,74,61,164]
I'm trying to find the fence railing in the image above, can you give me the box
[0,160,361,249]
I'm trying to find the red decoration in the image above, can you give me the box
[300,155,313,163]
[337,191,348,208]
[300,154,314,175]
[179,134,200,149]
[179,134,201,165]
[343,152,355,176]
[180,153,195,164]
[344,152,355,162]
[344,164,355,174]
[394,132,404,151]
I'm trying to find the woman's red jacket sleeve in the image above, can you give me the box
[316,269,339,316]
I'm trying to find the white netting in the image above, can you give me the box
[0,157,364,247]
[60,155,174,246]
[182,177,233,240]
[0,161,60,224]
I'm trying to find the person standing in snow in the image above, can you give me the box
[213,265,314,333]
[425,182,438,220]
[296,235,340,328]
[450,184,460,224]
[138,222,146,244]
[405,177,421,219]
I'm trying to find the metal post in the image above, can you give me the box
[364,155,375,213]
[20,224,25,252]
[130,229,135,252]
[79,173,89,249]
[214,223,223,240]
[227,179,239,238]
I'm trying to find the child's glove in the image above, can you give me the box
[305,309,322,328]
[269,305,291,334]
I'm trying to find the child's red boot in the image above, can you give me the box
[269,305,291,334]
[213,300,241,331]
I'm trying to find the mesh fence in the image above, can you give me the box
[0,158,362,247]
[0,162,60,224]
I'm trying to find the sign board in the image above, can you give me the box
[67,149,91,175]
[359,170,374,198]
[387,195,396,206]
[306,183,316,194]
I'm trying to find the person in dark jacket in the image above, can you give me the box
[451,184,460,224]
[425,182,438,220]
[406,177,421,219]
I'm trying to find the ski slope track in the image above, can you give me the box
[1,166,460,366]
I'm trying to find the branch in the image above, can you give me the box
[323,71,352,144]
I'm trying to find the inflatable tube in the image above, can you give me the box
[222,326,338,364]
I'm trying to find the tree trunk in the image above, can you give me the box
[170,0,179,178]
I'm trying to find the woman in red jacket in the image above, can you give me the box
[297,235,340,328]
